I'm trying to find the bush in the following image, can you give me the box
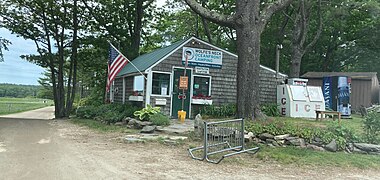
[363,111,380,144]
[133,104,160,121]
[198,104,236,118]
[261,104,280,117]
[76,103,141,124]
[150,113,170,126]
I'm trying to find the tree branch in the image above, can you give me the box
[143,0,154,9]
[262,0,293,23]
[304,0,323,54]
[184,0,235,28]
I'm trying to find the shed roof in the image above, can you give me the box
[301,72,377,80]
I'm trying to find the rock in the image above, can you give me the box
[272,141,280,147]
[140,121,153,126]
[353,143,380,153]
[274,134,290,140]
[194,114,202,128]
[306,144,325,151]
[346,143,354,152]
[123,117,132,124]
[276,140,285,145]
[247,132,254,138]
[266,139,275,144]
[128,119,142,129]
[311,137,324,146]
[140,125,156,133]
[287,138,305,147]
[114,122,124,126]
[353,147,367,154]
[169,136,188,141]
[163,140,177,145]
[123,137,145,143]
[259,133,274,140]
[325,139,337,152]
[155,126,164,132]
[244,134,251,142]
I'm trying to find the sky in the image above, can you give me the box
[0,28,45,85]
[0,0,166,86]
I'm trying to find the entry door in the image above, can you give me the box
[171,68,192,118]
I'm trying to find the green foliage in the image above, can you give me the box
[149,113,170,126]
[198,104,236,118]
[133,104,161,121]
[261,104,280,117]
[246,119,359,150]
[0,97,51,115]
[0,84,43,98]
[76,103,140,124]
[363,111,380,144]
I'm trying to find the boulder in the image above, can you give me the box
[140,125,156,133]
[114,122,124,126]
[324,139,337,152]
[306,144,325,151]
[353,143,380,153]
[353,147,367,154]
[259,133,274,140]
[311,137,324,146]
[272,141,280,147]
[286,137,305,147]
[128,119,142,129]
[140,121,153,126]
[274,134,290,140]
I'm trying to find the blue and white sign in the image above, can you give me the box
[182,47,222,68]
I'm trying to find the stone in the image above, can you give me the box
[287,138,305,147]
[325,139,338,152]
[140,121,153,126]
[259,133,274,140]
[168,136,188,141]
[140,125,156,133]
[194,114,202,128]
[311,137,324,146]
[306,144,325,151]
[353,147,367,154]
[128,119,142,129]
[276,140,285,145]
[123,137,145,143]
[353,143,380,153]
[244,134,251,142]
[274,134,290,140]
[248,132,254,138]
[114,122,124,126]
[266,139,275,144]
[272,141,280,147]
[155,126,164,132]
[122,117,132,124]
[163,140,177,145]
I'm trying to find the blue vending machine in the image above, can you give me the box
[322,76,351,118]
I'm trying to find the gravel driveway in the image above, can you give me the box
[0,107,379,180]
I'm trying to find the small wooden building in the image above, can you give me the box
[111,37,286,118]
[301,72,380,110]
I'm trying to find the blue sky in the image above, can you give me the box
[0,28,45,85]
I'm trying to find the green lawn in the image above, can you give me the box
[0,97,53,115]
[253,145,380,169]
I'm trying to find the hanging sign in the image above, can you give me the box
[195,67,210,74]
[179,76,188,90]
[182,47,222,68]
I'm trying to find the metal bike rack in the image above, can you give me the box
[188,119,259,164]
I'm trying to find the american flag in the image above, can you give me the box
[107,44,128,92]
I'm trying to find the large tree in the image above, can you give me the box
[185,0,292,119]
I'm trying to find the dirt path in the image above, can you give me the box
[0,108,379,180]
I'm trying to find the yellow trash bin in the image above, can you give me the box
[178,110,186,123]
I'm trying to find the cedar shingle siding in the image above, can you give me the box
[112,37,286,117]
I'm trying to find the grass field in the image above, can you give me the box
[0,97,53,115]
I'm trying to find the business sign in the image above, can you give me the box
[322,77,332,109]
[195,67,209,74]
[179,76,188,90]
[182,47,222,68]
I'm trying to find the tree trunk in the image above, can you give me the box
[289,47,303,78]
[236,26,262,119]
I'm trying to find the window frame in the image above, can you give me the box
[151,71,172,97]
[192,75,212,98]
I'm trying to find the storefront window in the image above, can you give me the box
[193,76,211,99]
[152,73,170,96]
[133,75,144,96]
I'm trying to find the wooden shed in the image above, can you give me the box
[111,37,287,118]
[301,72,380,110]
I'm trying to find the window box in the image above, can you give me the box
[191,98,213,105]
[129,96,144,102]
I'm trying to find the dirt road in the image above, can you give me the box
[0,108,379,180]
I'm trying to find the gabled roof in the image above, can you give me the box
[117,38,190,77]
[117,36,287,77]
[301,72,377,80]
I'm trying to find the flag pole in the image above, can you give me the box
[108,41,147,80]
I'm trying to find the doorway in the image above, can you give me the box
[171,68,192,118]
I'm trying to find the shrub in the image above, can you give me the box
[133,104,160,121]
[261,104,280,117]
[199,104,236,118]
[76,106,99,119]
[363,111,380,144]
[150,113,170,126]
